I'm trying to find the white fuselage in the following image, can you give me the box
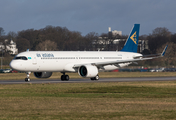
[10,51,142,72]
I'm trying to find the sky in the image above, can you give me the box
[0,0,176,36]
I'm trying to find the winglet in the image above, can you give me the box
[161,45,168,56]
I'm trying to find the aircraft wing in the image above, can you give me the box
[73,45,168,68]
[134,45,168,59]
[73,57,153,68]
[94,57,153,67]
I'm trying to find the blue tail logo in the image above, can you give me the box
[121,24,140,53]
[130,31,137,44]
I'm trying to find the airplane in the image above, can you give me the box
[9,24,168,82]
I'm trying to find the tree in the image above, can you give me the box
[171,33,176,43]
[16,38,30,52]
[63,31,82,51]
[156,42,176,66]
[148,27,171,54]
[18,29,40,50]
[7,31,17,41]
[39,26,70,51]
[35,40,58,51]
[83,32,98,51]
[0,27,5,37]
[152,27,171,37]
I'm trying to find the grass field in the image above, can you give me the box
[0,81,176,119]
[0,72,176,119]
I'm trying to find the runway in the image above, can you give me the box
[1,76,176,84]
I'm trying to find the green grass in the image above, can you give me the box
[0,81,176,119]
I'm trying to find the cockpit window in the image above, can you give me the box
[14,56,28,60]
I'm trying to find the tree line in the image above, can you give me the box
[0,25,176,66]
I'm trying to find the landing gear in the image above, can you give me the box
[25,72,31,82]
[61,72,69,81]
[25,78,30,82]
[90,75,99,81]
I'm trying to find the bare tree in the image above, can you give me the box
[35,40,58,51]
[156,42,176,66]
[152,27,171,37]
[7,31,17,41]
[148,27,171,54]
[16,38,30,52]
[0,27,5,37]
[84,32,98,51]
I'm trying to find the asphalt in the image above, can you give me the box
[1,77,176,84]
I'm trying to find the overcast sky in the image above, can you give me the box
[0,0,176,36]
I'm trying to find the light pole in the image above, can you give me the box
[1,50,3,69]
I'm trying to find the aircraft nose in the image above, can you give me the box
[9,60,21,71]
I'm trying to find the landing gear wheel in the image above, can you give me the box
[65,75,69,81]
[25,72,31,82]
[61,75,65,81]
[25,78,30,82]
[61,74,69,81]
[90,75,99,81]
[95,75,99,80]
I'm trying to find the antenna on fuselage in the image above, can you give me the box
[26,49,29,52]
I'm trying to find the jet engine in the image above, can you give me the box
[34,72,52,78]
[78,65,98,78]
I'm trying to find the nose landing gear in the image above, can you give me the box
[25,72,31,82]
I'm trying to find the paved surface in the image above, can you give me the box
[1,77,176,84]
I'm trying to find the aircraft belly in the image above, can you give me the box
[35,60,70,72]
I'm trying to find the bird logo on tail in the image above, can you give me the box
[130,31,137,44]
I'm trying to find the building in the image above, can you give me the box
[0,39,18,55]
[109,27,122,36]
[93,27,148,53]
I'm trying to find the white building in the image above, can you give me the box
[92,27,148,52]
[109,27,122,36]
[0,39,18,55]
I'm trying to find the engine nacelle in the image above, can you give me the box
[34,72,52,78]
[78,65,98,78]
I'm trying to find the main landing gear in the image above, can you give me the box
[25,72,31,82]
[90,75,99,81]
[61,72,69,81]
[61,73,99,81]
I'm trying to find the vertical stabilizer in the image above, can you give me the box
[121,24,140,53]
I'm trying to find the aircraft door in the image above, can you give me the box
[31,54,37,65]
[75,55,80,62]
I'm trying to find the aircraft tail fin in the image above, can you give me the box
[121,24,140,53]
